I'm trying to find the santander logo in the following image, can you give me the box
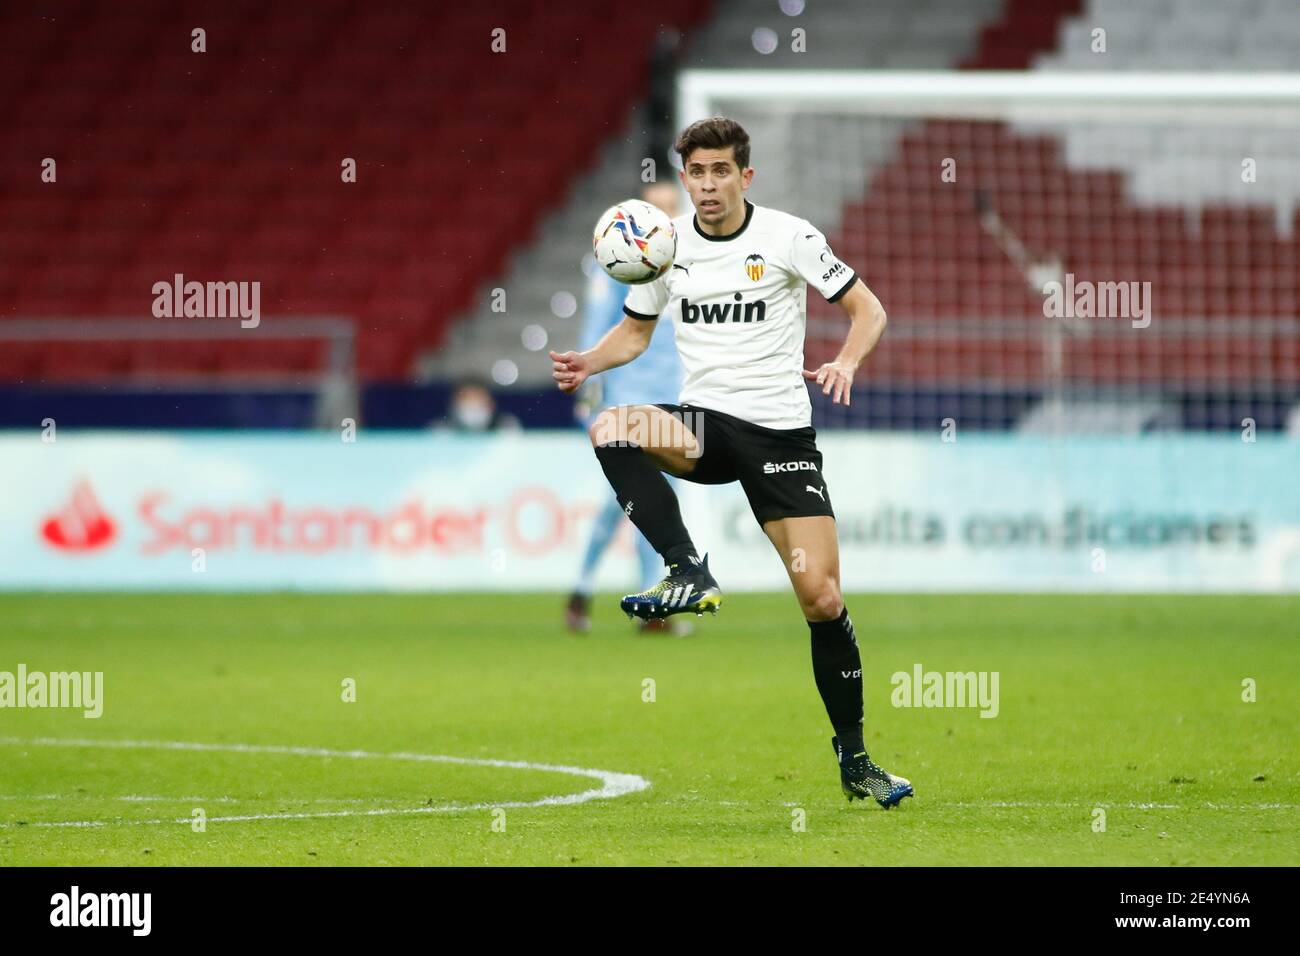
[41,479,118,552]
[36,479,588,559]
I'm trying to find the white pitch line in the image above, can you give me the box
[0,794,412,805]
[765,799,1295,811]
[0,794,242,804]
[0,736,650,828]
[946,801,1298,811]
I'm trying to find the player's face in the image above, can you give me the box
[679,148,752,229]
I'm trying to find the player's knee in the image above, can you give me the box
[802,581,844,622]
[588,408,622,447]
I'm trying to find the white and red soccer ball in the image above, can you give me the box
[592,199,677,285]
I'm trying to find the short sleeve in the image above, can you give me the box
[790,223,858,303]
[623,273,669,320]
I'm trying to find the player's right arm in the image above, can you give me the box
[550,314,656,394]
[550,275,667,394]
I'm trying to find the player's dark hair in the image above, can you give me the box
[674,116,751,171]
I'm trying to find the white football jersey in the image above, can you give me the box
[623,200,857,430]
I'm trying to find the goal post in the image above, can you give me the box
[675,71,1300,435]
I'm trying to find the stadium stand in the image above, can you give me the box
[1035,0,1300,72]
[440,0,1007,384]
[0,0,716,382]
[795,0,1300,429]
[2,0,1296,434]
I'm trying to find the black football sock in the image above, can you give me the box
[809,606,865,755]
[594,443,697,568]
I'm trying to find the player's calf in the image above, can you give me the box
[588,408,716,621]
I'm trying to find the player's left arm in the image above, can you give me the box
[804,278,886,407]
[790,225,886,407]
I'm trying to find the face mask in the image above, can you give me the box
[453,400,492,430]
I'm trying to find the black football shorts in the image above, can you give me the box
[651,402,835,526]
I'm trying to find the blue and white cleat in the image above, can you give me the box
[620,552,722,621]
[833,736,914,809]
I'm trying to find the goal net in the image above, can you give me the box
[676,71,1300,436]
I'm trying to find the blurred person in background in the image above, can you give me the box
[566,182,687,636]
[437,378,521,433]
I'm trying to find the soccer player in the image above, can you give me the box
[567,182,688,636]
[548,117,912,808]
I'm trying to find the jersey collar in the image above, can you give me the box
[692,199,754,242]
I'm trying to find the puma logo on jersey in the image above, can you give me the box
[672,262,691,275]
[806,484,826,501]
[762,460,818,474]
[680,298,767,324]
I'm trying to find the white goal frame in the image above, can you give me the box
[673,70,1300,433]
[679,70,1300,127]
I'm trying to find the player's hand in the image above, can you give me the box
[803,362,855,406]
[549,350,589,394]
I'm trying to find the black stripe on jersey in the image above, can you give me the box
[826,270,859,304]
[692,200,755,242]
[623,304,660,321]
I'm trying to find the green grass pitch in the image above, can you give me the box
[0,592,1295,865]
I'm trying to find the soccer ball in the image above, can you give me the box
[592,200,677,285]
